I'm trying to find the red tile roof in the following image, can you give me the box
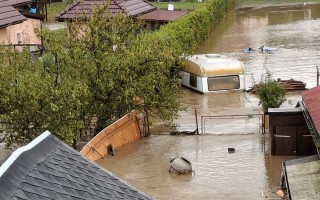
[56,0,156,22]
[138,9,187,22]
[0,1,27,28]
[302,86,320,134]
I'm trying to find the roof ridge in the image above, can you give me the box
[56,0,82,19]
[0,131,51,177]
[113,0,127,14]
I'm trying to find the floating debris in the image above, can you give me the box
[261,190,268,198]
[276,190,285,198]
[247,78,306,93]
[228,148,235,153]
[277,78,306,91]
[170,129,198,135]
[169,157,193,175]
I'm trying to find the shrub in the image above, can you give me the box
[257,71,286,113]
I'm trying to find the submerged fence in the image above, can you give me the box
[201,114,264,135]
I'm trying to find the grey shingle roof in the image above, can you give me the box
[56,0,156,22]
[0,131,153,200]
[0,1,27,28]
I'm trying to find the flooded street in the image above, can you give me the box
[98,4,320,200]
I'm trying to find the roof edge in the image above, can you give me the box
[0,130,51,177]
[56,0,81,19]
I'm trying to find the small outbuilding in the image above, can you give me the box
[280,86,320,200]
[268,108,317,156]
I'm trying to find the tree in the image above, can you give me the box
[0,5,183,147]
[257,71,286,113]
[0,41,89,148]
[66,6,183,133]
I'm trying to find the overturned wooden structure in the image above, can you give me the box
[248,79,306,93]
[277,79,306,91]
[80,111,144,161]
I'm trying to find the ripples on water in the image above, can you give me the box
[98,4,320,200]
[199,4,320,89]
[98,135,290,200]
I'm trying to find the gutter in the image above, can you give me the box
[282,162,292,200]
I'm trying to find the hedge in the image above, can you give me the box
[153,0,236,55]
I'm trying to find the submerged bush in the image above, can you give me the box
[257,71,286,113]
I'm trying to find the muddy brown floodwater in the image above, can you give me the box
[98,4,320,200]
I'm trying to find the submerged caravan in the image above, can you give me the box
[180,54,245,94]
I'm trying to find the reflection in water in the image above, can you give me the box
[98,4,320,200]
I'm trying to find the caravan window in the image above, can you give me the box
[190,74,197,87]
[208,75,240,91]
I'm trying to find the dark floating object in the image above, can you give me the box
[170,129,198,135]
[107,144,115,156]
[169,157,193,175]
[243,47,254,53]
[228,148,235,153]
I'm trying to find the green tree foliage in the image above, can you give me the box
[73,7,182,131]
[0,0,235,147]
[0,43,88,147]
[257,71,286,113]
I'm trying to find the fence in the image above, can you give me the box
[201,114,264,135]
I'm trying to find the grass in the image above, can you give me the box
[46,2,69,22]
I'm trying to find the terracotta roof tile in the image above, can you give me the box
[302,86,320,135]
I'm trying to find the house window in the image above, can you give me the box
[17,32,23,44]
[190,74,197,87]
[207,75,240,91]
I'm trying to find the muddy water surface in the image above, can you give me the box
[99,4,320,200]
[98,134,295,200]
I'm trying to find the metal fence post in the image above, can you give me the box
[317,65,319,86]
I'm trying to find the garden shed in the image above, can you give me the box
[268,108,317,156]
[281,86,320,199]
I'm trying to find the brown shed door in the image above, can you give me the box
[274,126,296,155]
[296,125,317,156]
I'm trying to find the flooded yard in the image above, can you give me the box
[97,3,320,200]
[97,134,297,200]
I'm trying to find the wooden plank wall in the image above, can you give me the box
[80,111,142,161]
